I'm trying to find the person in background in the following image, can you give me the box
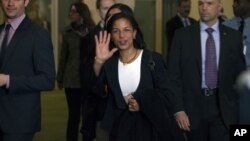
[218,8,227,23]
[236,68,250,124]
[56,2,95,141]
[96,0,116,30]
[93,13,183,141]
[223,0,250,124]
[167,0,246,141]
[79,1,115,141]
[104,3,133,24]
[104,3,146,48]
[223,0,250,67]
[0,0,55,141]
[27,0,50,31]
[165,0,197,56]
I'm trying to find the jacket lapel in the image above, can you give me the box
[176,16,184,28]
[106,53,127,109]
[0,24,4,33]
[137,50,153,90]
[192,24,202,77]
[1,17,31,69]
[218,25,228,80]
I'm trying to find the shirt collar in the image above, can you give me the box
[235,16,250,24]
[244,17,250,23]
[200,20,219,33]
[177,13,188,21]
[6,13,26,30]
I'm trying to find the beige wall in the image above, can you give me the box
[190,0,234,20]
[84,0,99,23]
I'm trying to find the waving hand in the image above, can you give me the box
[94,31,118,76]
[95,31,118,62]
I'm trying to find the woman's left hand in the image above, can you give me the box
[128,96,140,112]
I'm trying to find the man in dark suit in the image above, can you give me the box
[80,1,115,141]
[167,0,246,141]
[166,0,197,55]
[223,0,250,125]
[0,0,55,141]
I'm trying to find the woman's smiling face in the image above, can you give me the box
[110,18,136,50]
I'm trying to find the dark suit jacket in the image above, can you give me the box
[80,23,102,91]
[0,17,55,133]
[95,50,183,141]
[166,15,197,53]
[79,23,107,120]
[79,23,106,138]
[166,23,246,129]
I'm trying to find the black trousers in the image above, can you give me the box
[81,92,108,141]
[81,94,98,141]
[0,132,34,141]
[186,95,229,141]
[65,88,84,141]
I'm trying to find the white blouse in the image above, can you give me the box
[118,50,143,97]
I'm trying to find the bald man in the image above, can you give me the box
[167,0,246,141]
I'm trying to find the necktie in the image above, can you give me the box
[183,19,189,27]
[0,24,11,67]
[239,19,245,33]
[205,28,218,88]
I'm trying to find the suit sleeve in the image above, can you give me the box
[166,21,175,47]
[166,30,184,113]
[56,32,68,83]
[9,27,55,93]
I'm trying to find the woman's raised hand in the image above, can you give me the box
[95,31,118,63]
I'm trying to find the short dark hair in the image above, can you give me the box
[106,13,146,49]
[104,3,133,22]
[177,0,190,6]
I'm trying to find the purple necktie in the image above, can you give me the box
[205,28,218,88]
[183,19,189,27]
[0,24,11,67]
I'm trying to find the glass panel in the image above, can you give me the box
[134,0,156,51]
